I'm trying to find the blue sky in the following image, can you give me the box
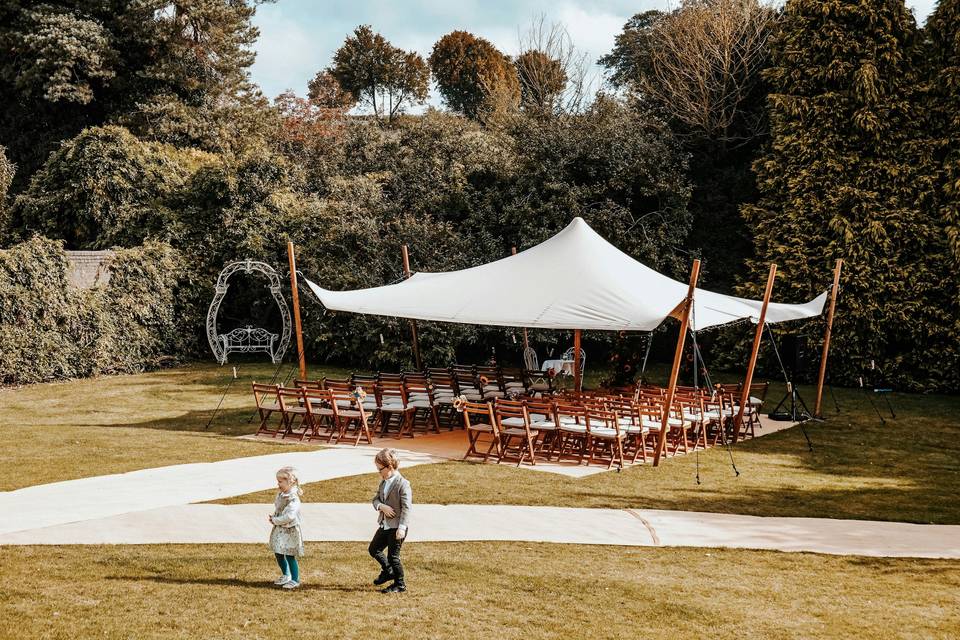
[249,0,939,104]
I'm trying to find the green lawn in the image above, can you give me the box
[1,543,956,640]
[220,383,960,525]
[0,362,351,491]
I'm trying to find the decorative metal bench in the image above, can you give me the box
[206,259,291,365]
[219,326,280,364]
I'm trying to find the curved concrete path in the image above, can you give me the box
[1,503,958,559]
[0,447,442,537]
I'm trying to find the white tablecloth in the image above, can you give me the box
[541,359,574,375]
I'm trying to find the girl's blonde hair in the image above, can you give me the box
[375,448,399,470]
[276,466,304,497]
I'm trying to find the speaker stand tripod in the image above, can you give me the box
[769,381,812,422]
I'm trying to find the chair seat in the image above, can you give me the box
[381,404,413,412]
[408,400,433,409]
[591,427,624,439]
[261,403,280,412]
[284,406,307,415]
[559,424,587,433]
[501,417,527,427]
[337,410,363,419]
[467,423,494,432]
[749,396,764,406]
[531,420,557,430]
[502,427,539,437]
[622,424,648,434]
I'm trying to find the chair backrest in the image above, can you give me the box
[323,377,352,393]
[294,379,323,390]
[378,372,403,383]
[350,373,378,386]
[277,386,304,411]
[301,388,333,420]
[462,400,498,432]
[494,399,529,431]
[404,378,434,403]
[554,401,588,425]
[375,381,407,407]
[524,398,556,424]
[252,382,280,409]
[329,389,367,419]
[586,408,619,435]
[562,346,586,369]
[522,346,538,371]
[748,381,770,404]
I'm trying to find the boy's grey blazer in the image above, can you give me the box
[372,473,412,530]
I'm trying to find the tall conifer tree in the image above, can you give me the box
[741,0,957,390]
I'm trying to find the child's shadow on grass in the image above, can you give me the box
[108,575,370,592]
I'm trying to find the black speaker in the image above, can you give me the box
[779,334,806,375]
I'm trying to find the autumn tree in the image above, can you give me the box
[429,31,520,119]
[328,25,429,121]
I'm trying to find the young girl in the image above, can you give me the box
[268,466,304,589]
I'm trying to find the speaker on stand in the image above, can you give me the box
[769,333,813,422]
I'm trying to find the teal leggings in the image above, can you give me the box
[275,553,300,582]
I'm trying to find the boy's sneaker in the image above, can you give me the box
[282,581,301,590]
[274,575,291,585]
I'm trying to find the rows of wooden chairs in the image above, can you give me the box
[251,364,558,443]
[460,381,770,469]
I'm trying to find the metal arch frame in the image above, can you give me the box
[206,259,292,365]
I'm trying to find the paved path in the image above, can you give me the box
[0,447,441,537]
[1,503,957,559]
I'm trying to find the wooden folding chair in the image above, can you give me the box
[554,401,590,464]
[452,367,483,402]
[252,382,282,437]
[375,381,415,438]
[330,390,373,446]
[404,377,441,434]
[462,400,501,461]
[494,399,539,466]
[428,371,460,428]
[606,397,649,463]
[277,386,309,439]
[301,388,336,442]
[524,398,559,459]
[585,408,626,470]
[744,382,769,438]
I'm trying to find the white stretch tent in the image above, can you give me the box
[305,217,826,332]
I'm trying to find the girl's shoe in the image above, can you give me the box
[274,575,291,585]
[282,581,300,590]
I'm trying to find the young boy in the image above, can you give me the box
[369,448,412,593]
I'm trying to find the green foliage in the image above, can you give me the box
[328,25,429,121]
[8,4,117,105]
[926,0,960,266]
[0,237,185,384]
[598,11,663,90]
[10,126,202,249]
[740,0,958,391]
[0,1,271,190]
[429,31,521,119]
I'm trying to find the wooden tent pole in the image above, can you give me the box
[732,264,777,444]
[814,259,843,418]
[653,259,701,466]
[573,329,582,391]
[287,241,307,381]
[401,245,423,370]
[511,247,529,350]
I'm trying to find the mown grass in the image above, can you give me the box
[0,543,957,640]
[0,362,351,491]
[220,382,960,525]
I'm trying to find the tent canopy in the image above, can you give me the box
[305,217,826,332]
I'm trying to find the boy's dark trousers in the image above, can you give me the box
[369,526,405,586]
